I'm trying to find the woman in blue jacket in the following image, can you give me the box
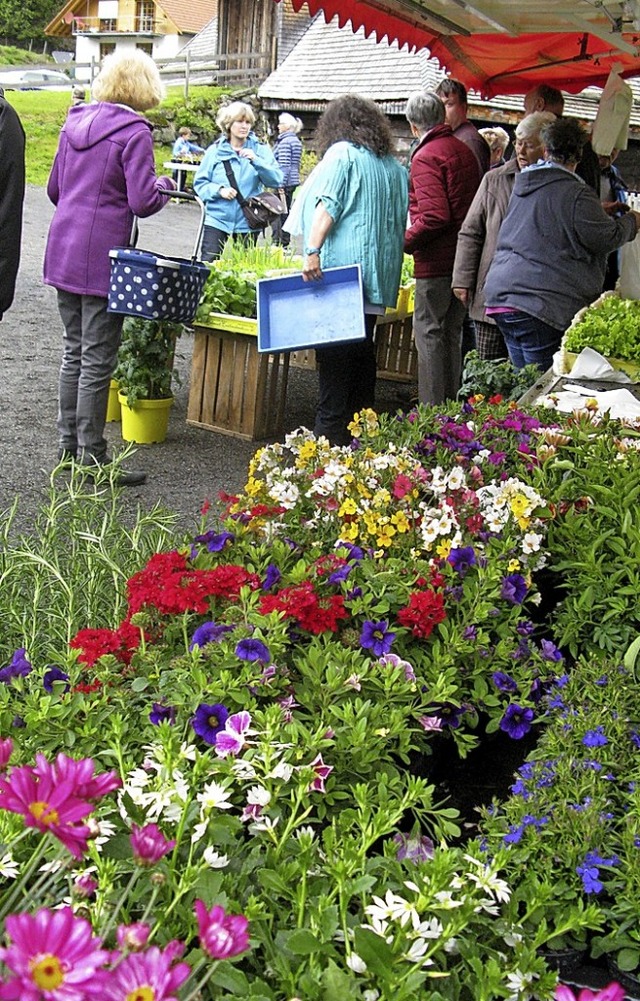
[271,113,303,247]
[194,102,283,261]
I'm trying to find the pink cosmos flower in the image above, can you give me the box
[0,739,13,771]
[130,823,176,865]
[214,711,252,758]
[307,753,333,793]
[0,905,109,999]
[101,943,190,1000]
[555,984,625,1001]
[0,762,94,858]
[194,900,250,959]
[116,922,151,951]
[37,752,121,801]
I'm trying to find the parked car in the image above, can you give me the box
[0,69,71,91]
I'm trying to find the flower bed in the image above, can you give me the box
[1,398,639,998]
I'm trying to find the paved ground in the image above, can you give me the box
[0,186,403,538]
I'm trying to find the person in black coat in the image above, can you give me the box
[0,91,26,321]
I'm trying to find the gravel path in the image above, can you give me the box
[0,186,319,537]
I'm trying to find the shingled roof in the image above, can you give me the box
[159,0,212,35]
[259,13,640,128]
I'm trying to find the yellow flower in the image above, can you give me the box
[374,728,390,737]
[392,511,411,534]
[339,498,358,517]
[341,522,359,541]
[376,524,397,548]
[436,539,452,559]
[509,494,530,518]
[296,440,317,464]
[244,477,262,498]
[508,559,521,572]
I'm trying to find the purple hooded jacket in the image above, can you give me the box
[44,102,173,297]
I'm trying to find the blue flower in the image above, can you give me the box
[235,638,270,663]
[194,530,235,552]
[463,625,477,640]
[262,564,281,590]
[517,621,535,637]
[492,671,518,693]
[499,703,534,740]
[0,648,33,684]
[338,541,364,562]
[582,726,608,747]
[360,619,395,657]
[43,667,70,693]
[500,574,528,605]
[192,702,229,744]
[431,703,466,729]
[149,703,176,726]
[447,546,477,577]
[576,863,603,894]
[503,823,525,845]
[190,621,234,650]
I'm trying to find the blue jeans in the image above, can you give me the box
[493,310,562,372]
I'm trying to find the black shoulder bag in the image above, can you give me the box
[222,159,287,230]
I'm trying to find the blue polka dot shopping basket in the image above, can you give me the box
[107,192,209,324]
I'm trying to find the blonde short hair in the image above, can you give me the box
[216,101,256,135]
[478,126,510,154]
[92,49,165,112]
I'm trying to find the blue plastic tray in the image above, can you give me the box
[257,265,365,353]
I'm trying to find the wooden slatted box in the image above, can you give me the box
[188,317,290,440]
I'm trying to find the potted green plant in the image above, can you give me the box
[113,317,184,443]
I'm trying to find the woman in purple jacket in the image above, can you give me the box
[43,50,175,486]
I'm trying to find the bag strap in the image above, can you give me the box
[222,159,247,206]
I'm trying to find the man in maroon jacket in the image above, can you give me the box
[404,91,481,405]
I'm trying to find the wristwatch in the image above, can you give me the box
[305,247,322,256]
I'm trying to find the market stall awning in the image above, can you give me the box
[278,0,640,95]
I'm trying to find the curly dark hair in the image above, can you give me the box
[540,117,587,165]
[314,95,394,158]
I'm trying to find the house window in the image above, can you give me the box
[136,1,155,32]
[98,0,118,30]
[136,42,153,55]
[99,18,116,30]
[100,41,116,59]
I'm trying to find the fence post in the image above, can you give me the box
[184,49,190,101]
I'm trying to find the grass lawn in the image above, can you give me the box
[5,85,227,186]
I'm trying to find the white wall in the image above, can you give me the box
[72,32,192,82]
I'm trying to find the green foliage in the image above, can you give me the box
[195,242,302,321]
[0,0,60,43]
[0,43,51,65]
[565,292,640,362]
[113,318,184,406]
[458,350,541,401]
[0,475,178,664]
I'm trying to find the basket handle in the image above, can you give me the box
[128,191,207,265]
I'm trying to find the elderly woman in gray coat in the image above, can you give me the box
[452,112,555,360]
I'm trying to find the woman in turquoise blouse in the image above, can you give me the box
[286,95,407,445]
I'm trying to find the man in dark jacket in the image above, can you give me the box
[435,78,490,176]
[0,92,25,322]
[404,90,481,405]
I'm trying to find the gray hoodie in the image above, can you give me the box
[484,163,636,331]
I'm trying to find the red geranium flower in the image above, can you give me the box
[260,582,349,634]
[397,589,447,639]
[70,620,143,668]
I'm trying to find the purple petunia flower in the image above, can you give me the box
[327,564,352,585]
[190,621,234,651]
[0,648,33,684]
[500,574,528,605]
[262,564,281,590]
[149,703,176,726]
[215,711,252,757]
[338,541,364,562]
[517,621,535,637]
[43,667,70,693]
[499,703,534,740]
[492,671,519,693]
[235,638,270,663]
[393,832,434,862]
[194,530,235,552]
[463,625,477,641]
[360,619,395,657]
[192,703,229,744]
[447,546,477,577]
[540,639,563,662]
[430,703,466,730]
[582,726,608,748]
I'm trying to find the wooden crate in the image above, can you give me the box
[188,323,290,440]
[375,314,417,383]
